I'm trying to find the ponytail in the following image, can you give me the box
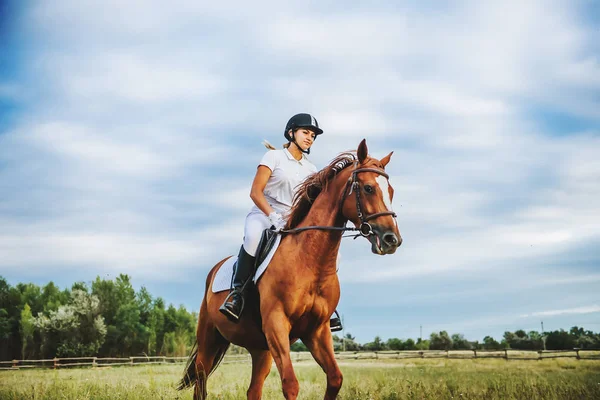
[262,140,277,150]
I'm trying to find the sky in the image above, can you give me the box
[0,0,599,344]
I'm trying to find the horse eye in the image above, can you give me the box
[364,185,374,194]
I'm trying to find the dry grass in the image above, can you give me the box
[0,358,599,399]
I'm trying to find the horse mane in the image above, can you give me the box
[286,152,357,229]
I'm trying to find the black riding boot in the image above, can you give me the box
[219,246,256,323]
[330,309,343,332]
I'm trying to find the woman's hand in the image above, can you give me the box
[268,212,286,231]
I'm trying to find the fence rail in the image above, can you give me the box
[1,349,599,370]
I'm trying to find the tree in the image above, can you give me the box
[41,282,69,313]
[386,338,404,350]
[515,329,527,339]
[0,309,11,349]
[149,298,166,355]
[430,331,452,350]
[0,278,24,360]
[451,333,472,350]
[17,283,43,316]
[545,329,576,350]
[363,336,385,351]
[502,330,542,350]
[35,290,106,357]
[415,338,430,350]
[482,336,501,350]
[93,274,138,356]
[341,333,359,351]
[20,304,35,359]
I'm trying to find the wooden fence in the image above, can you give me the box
[1,349,599,370]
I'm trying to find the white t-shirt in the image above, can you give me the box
[257,148,318,214]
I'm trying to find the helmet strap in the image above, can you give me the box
[290,132,310,155]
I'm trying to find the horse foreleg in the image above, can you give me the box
[247,349,273,400]
[303,325,343,400]
[263,315,299,399]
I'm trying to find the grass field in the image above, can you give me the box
[1,358,599,399]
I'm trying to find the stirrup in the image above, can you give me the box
[219,290,245,323]
[330,310,343,332]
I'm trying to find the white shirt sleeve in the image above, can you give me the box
[259,150,279,172]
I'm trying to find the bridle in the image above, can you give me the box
[280,165,397,238]
[346,167,397,237]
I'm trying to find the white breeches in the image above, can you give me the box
[243,208,274,257]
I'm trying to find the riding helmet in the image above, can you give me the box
[284,113,324,141]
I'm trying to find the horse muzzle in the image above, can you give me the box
[368,226,402,255]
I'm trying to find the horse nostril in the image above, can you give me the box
[383,233,399,246]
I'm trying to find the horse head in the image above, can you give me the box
[340,139,402,255]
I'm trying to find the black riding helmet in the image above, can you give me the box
[284,113,324,141]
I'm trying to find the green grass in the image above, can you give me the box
[0,358,599,399]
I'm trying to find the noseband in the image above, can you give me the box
[281,166,397,238]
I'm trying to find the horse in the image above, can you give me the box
[178,139,402,399]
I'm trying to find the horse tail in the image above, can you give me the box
[177,341,199,391]
[177,258,232,393]
[207,341,230,380]
[176,331,231,393]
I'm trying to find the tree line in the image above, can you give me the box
[0,275,196,361]
[294,327,600,353]
[2,275,599,361]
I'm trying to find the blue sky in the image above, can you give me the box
[1,0,599,344]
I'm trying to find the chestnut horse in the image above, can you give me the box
[178,139,402,399]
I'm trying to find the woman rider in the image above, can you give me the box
[219,113,342,331]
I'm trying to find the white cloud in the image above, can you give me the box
[63,53,227,104]
[521,305,600,318]
[1,0,599,341]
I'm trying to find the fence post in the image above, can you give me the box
[537,351,542,360]
[130,357,134,366]
[12,359,18,369]
[396,351,400,359]
[419,351,424,359]
[446,350,449,358]
[375,352,378,360]
[54,357,58,369]
[504,349,508,360]
[575,348,580,360]
[92,357,97,368]
[473,349,477,359]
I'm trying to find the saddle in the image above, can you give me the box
[234,227,279,326]
[254,227,279,271]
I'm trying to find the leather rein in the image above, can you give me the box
[280,167,397,238]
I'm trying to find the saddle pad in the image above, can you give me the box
[211,234,282,293]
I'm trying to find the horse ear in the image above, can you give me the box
[380,151,393,168]
[357,139,368,163]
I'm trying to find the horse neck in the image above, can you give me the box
[293,178,348,277]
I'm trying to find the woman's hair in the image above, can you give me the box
[283,128,293,148]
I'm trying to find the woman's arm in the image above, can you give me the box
[250,165,276,216]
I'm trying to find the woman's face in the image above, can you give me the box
[292,128,317,151]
